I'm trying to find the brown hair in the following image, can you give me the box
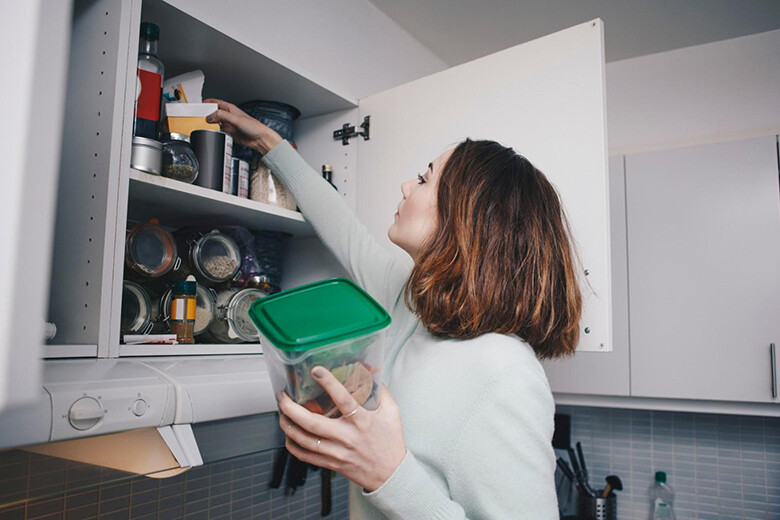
[405,139,582,359]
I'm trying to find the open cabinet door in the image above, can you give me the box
[355,20,610,353]
[0,1,72,411]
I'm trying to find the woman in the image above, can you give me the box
[207,99,581,519]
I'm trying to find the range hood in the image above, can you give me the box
[0,356,283,477]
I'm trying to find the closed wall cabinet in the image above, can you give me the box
[626,136,780,403]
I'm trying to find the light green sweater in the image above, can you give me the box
[263,141,558,520]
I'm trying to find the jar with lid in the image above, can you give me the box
[161,133,199,183]
[121,281,154,338]
[203,287,270,343]
[159,283,216,338]
[175,229,242,286]
[249,157,297,211]
[169,276,197,343]
[125,218,179,278]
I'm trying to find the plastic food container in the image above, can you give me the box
[249,278,391,417]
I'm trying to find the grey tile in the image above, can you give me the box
[129,500,157,518]
[65,490,99,510]
[27,497,65,519]
[158,505,183,520]
[64,503,98,520]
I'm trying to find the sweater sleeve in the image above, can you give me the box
[261,141,410,309]
[364,364,559,520]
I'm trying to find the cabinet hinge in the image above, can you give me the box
[333,116,370,145]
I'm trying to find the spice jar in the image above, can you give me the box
[204,287,269,343]
[175,229,242,285]
[169,276,197,343]
[161,133,199,183]
[121,281,154,338]
[249,158,297,210]
[160,283,216,337]
[126,218,178,278]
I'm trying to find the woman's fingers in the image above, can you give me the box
[277,392,350,440]
[203,97,242,115]
[311,366,363,419]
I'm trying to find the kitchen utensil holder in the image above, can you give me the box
[577,493,616,520]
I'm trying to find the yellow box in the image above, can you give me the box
[164,103,219,136]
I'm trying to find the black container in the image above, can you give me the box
[576,494,616,520]
[233,101,300,161]
[190,129,233,191]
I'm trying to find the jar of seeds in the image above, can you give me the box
[161,133,199,184]
[249,157,297,211]
[175,229,242,286]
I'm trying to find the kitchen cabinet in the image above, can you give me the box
[1,0,611,416]
[543,155,631,396]
[626,136,780,403]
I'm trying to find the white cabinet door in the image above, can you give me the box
[542,156,630,395]
[626,136,780,403]
[0,1,72,411]
[355,20,611,352]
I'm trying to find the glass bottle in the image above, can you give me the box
[161,133,199,183]
[134,22,164,139]
[170,276,197,344]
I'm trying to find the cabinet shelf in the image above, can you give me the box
[128,169,313,236]
[118,343,262,357]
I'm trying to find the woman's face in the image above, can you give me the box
[388,148,453,260]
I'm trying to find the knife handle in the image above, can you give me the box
[321,468,332,516]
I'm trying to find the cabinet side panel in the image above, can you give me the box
[48,0,131,348]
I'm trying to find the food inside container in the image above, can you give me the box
[175,229,241,285]
[249,278,391,417]
[164,102,219,136]
[161,133,199,183]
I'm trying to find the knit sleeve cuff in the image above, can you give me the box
[363,451,465,520]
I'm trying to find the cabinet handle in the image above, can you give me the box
[772,343,777,399]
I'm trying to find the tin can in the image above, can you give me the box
[131,136,163,175]
[190,129,233,191]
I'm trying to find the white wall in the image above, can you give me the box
[606,28,780,154]
[163,0,447,101]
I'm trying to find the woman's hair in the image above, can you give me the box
[405,139,582,360]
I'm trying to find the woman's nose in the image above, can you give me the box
[401,179,413,198]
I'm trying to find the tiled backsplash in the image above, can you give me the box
[2,406,778,519]
[0,449,349,520]
[556,405,780,520]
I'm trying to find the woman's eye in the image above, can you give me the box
[417,173,427,185]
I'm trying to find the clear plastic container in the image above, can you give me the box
[161,133,199,183]
[649,471,676,520]
[248,160,297,211]
[249,278,390,417]
[205,287,269,344]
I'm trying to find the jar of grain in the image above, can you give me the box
[121,281,154,338]
[175,229,242,285]
[249,158,297,211]
[203,287,270,343]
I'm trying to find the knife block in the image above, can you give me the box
[577,493,616,520]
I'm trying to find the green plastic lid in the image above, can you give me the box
[655,471,667,483]
[249,278,391,352]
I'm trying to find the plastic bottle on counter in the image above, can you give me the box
[134,22,164,139]
[649,471,675,520]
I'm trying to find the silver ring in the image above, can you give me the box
[343,407,359,419]
[316,439,321,453]
[286,424,293,433]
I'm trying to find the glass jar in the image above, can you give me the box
[121,281,154,337]
[125,218,178,278]
[249,159,297,211]
[161,133,199,183]
[205,287,269,343]
[160,283,216,337]
[176,229,242,285]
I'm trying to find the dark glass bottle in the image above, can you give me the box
[133,22,164,139]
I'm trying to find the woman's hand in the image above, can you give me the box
[277,366,407,492]
[203,98,283,154]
